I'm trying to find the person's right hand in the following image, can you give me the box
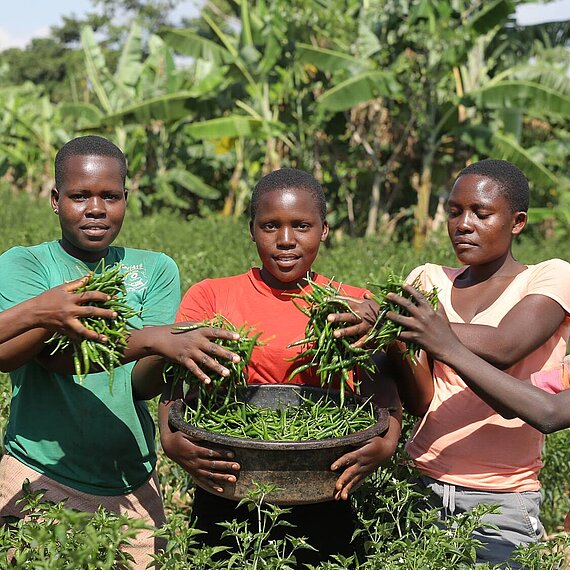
[32,276,117,342]
[160,422,240,494]
[153,323,241,385]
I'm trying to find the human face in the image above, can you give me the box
[51,155,127,262]
[447,174,526,267]
[250,188,329,290]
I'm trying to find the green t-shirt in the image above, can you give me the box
[0,241,180,495]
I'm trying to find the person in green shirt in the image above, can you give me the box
[0,135,240,569]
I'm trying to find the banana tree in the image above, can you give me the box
[459,35,570,230]
[72,23,227,213]
[160,0,306,215]
[302,0,568,246]
[0,84,71,196]
[296,28,406,235]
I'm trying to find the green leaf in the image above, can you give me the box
[296,43,367,74]
[357,22,382,59]
[468,0,515,35]
[317,71,400,112]
[115,22,143,89]
[99,92,199,125]
[58,103,103,126]
[473,80,570,116]
[184,116,266,140]
[159,28,233,65]
[165,168,221,199]
[492,132,559,189]
[81,26,114,113]
[527,207,557,224]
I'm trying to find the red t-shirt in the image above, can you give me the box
[176,268,368,386]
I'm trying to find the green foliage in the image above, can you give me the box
[0,483,145,569]
[0,0,568,242]
[0,199,569,566]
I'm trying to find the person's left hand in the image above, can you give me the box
[326,295,381,348]
[330,435,393,501]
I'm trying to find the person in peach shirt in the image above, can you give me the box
[330,159,570,568]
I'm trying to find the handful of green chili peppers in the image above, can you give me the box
[47,263,139,389]
[168,315,379,441]
[164,314,263,404]
[288,273,438,404]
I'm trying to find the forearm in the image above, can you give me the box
[439,342,569,433]
[0,299,50,344]
[0,329,51,371]
[121,326,168,362]
[450,296,566,369]
[386,343,433,416]
[37,325,168,375]
[450,324,519,369]
[380,408,402,460]
[159,393,174,435]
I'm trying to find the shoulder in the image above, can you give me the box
[115,246,177,266]
[115,246,179,276]
[178,273,249,322]
[524,259,570,309]
[530,258,570,276]
[405,263,461,288]
[525,258,570,285]
[0,242,51,261]
[0,242,55,272]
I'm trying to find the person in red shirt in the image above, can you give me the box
[156,168,402,565]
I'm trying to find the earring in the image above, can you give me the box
[53,209,59,214]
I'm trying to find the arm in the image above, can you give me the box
[36,317,242,392]
[131,271,245,399]
[450,295,566,369]
[158,382,240,495]
[387,285,570,434]
[130,326,241,400]
[35,256,240,394]
[331,351,403,500]
[385,341,434,417]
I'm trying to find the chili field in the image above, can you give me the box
[0,189,569,568]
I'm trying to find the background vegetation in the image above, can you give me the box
[0,187,568,568]
[0,0,568,247]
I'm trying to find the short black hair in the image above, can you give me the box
[455,159,529,212]
[249,168,327,222]
[55,135,127,189]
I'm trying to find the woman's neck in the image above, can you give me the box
[458,252,525,286]
[58,238,108,264]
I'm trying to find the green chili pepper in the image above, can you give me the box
[46,261,140,390]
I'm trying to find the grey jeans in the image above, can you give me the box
[419,476,544,569]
